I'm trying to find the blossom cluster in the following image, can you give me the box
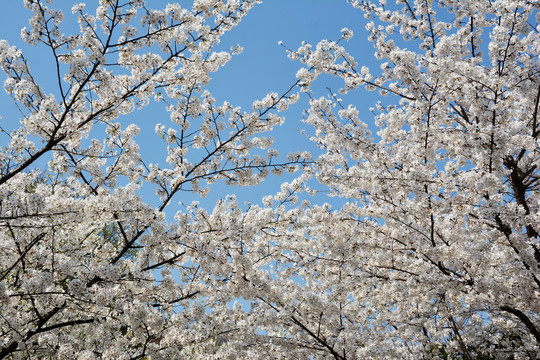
[0,0,539,359]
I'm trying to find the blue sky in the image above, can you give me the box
[0,0,382,212]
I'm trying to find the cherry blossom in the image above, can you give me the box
[0,0,306,358]
[1,0,539,359]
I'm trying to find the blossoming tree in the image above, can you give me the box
[1,0,539,359]
[203,0,539,358]
[0,0,306,358]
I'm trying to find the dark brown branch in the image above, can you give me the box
[500,305,540,344]
[141,251,186,272]
[448,316,473,360]
[494,215,540,288]
[30,318,94,335]
[0,341,18,360]
[0,233,45,281]
[291,316,346,360]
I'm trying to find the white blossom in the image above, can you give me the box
[0,0,539,359]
